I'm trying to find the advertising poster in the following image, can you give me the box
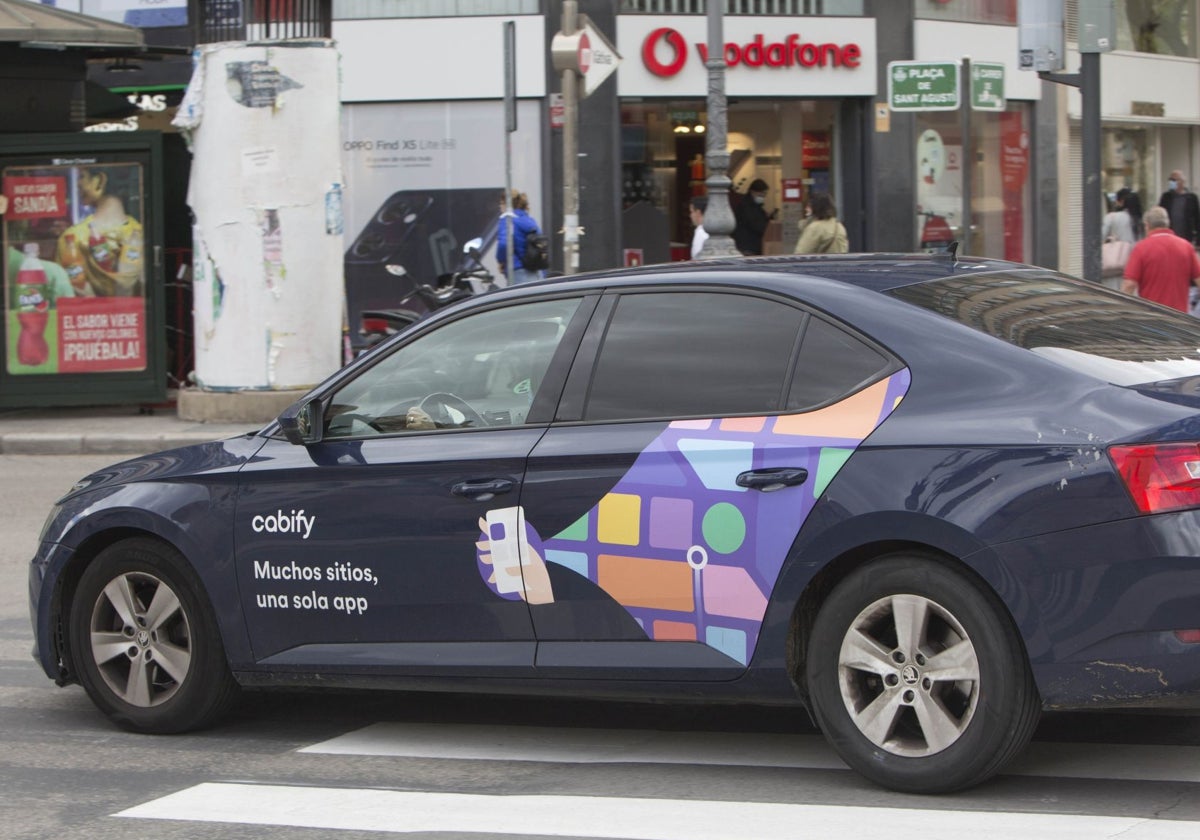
[340,101,543,350]
[2,161,148,376]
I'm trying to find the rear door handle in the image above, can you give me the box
[736,468,808,492]
[451,478,515,501]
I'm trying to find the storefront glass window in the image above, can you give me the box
[914,0,1016,24]
[914,104,1032,262]
[621,99,840,258]
[1102,128,1157,214]
[1116,0,1196,57]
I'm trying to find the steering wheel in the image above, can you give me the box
[418,392,487,428]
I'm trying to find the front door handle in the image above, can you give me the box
[736,468,808,492]
[451,478,515,501]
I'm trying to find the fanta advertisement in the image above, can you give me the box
[642,27,863,77]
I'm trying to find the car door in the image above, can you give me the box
[234,294,594,673]
[512,288,906,679]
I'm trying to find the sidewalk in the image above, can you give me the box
[0,401,265,456]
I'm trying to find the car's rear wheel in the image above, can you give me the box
[69,537,238,733]
[805,554,1040,793]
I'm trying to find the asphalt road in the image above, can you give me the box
[3,453,1200,839]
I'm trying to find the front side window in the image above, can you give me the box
[584,292,804,421]
[325,298,581,437]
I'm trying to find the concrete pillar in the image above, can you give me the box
[173,40,343,395]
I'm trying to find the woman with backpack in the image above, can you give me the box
[496,190,547,285]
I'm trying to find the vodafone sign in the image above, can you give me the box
[642,28,862,77]
[617,16,877,98]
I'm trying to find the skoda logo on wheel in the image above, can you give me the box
[902,664,920,685]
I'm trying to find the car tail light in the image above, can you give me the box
[1175,630,1200,644]
[1108,442,1200,514]
[360,317,389,334]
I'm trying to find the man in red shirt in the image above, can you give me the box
[1123,206,1200,311]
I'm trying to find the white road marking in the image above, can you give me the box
[115,782,1200,839]
[300,721,1200,783]
[299,723,846,769]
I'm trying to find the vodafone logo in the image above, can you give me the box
[643,27,688,77]
[641,27,862,78]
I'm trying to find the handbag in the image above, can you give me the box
[1102,238,1132,278]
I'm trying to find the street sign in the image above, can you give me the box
[551,15,622,99]
[887,61,959,111]
[971,62,1006,111]
[579,17,620,98]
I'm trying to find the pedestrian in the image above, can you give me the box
[1101,188,1142,282]
[793,193,849,255]
[733,178,774,256]
[689,195,709,259]
[1157,170,1200,245]
[496,190,543,285]
[1103,187,1143,243]
[1122,205,1200,312]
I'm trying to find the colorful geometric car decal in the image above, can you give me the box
[478,368,911,665]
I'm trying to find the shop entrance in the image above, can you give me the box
[621,99,841,260]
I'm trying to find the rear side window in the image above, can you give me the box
[788,317,892,410]
[889,271,1200,385]
[584,292,803,421]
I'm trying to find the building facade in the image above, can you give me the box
[319,0,1196,276]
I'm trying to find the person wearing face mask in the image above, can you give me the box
[1158,170,1200,246]
[733,178,775,256]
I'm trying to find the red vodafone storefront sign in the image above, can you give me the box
[642,27,863,77]
[618,16,877,97]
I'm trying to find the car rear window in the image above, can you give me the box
[888,271,1200,386]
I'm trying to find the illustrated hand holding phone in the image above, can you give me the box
[476,507,554,605]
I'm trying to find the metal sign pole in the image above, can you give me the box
[503,21,516,283]
[960,56,972,256]
[561,1,580,275]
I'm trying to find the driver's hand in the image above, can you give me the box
[405,406,437,430]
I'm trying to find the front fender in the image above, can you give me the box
[32,437,266,680]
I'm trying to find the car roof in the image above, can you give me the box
[523,253,1032,295]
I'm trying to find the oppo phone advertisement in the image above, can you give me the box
[340,101,543,351]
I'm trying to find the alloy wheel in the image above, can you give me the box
[837,593,980,757]
[87,571,192,708]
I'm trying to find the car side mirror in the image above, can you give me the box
[278,397,325,446]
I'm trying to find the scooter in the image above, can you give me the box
[357,239,495,353]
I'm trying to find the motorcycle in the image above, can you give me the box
[357,239,496,354]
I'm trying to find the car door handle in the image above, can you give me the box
[736,468,809,492]
[451,478,515,501]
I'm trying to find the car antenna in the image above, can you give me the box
[933,240,960,264]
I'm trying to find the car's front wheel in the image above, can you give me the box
[69,537,238,733]
[805,554,1040,793]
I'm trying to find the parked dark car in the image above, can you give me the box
[29,254,1200,793]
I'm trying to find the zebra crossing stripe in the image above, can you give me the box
[300,722,1200,783]
[115,782,1200,839]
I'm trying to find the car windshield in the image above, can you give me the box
[888,270,1200,386]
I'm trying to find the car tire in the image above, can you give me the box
[68,537,239,734]
[805,553,1040,793]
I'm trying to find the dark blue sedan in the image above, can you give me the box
[29,254,1200,793]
